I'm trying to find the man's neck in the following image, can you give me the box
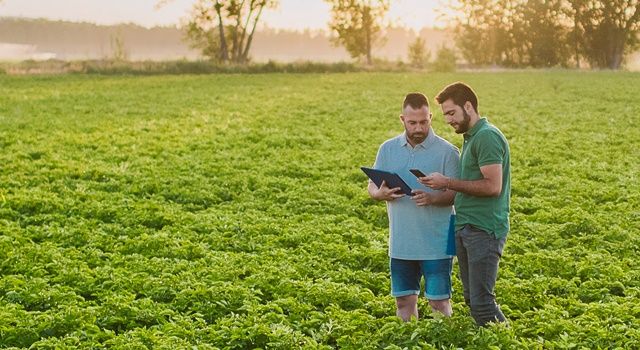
[467,114,481,131]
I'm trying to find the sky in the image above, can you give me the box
[0,0,452,30]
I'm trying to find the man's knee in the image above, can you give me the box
[396,294,418,309]
[428,299,452,316]
[395,295,419,321]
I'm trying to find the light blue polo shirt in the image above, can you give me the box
[373,128,460,260]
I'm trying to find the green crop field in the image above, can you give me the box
[0,72,639,349]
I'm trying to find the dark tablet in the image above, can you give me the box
[361,167,413,196]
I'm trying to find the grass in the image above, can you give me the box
[0,71,639,348]
[0,59,372,75]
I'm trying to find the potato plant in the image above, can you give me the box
[0,72,638,349]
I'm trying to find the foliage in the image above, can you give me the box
[569,0,640,69]
[0,59,366,75]
[407,37,430,68]
[173,0,278,63]
[452,0,513,67]
[0,72,639,348]
[449,0,640,69]
[110,32,129,62]
[325,0,390,65]
[519,0,569,67]
[430,46,456,72]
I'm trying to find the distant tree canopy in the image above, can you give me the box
[325,0,390,65]
[451,0,640,69]
[408,37,429,68]
[574,0,640,69]
[166,0,278,63]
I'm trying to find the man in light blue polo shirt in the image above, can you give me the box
[367,93,460,321]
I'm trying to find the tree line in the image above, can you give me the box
[174,0,639,69]
[453,0,640,69]
[171,0,392,65]
[0,17,453,62]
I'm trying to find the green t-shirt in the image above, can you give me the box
[455,118,510,238]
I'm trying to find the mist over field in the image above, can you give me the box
[0,18,451,62]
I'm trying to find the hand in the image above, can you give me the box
[373,180,405,201]
[420,172,449,190]
[411,190,434,206]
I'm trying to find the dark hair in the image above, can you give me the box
[402,92,429,112]
[435,82,478,114]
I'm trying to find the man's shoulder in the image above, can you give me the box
[476,123,508,143]
[432,134,460,154]
[379,134,404,149]
[479,120,505,135]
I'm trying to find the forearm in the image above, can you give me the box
[429,189,456,206]
[448,178,500,197]
[367,181,381,200]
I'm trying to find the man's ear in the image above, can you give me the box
[399,114,405,122]
[464,101,473,114]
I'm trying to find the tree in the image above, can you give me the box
[407,37,430,68]
[451,0,517,66]
[570,0,640,69]
[160,0,277,63]
[449,0,640,69]
[563,0,586,68]
[517,0,570,67]
[431,45,457,72]
[325,0,390,65]
[110,32,129,61]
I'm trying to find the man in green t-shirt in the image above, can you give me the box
[420,82,510,326]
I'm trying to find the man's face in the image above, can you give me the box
[441,99,471,134]
[401,105,431,145]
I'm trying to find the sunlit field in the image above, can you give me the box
[1,72,639,348]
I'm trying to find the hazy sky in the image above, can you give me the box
[0,0,451,30]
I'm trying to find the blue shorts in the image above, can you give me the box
[390,258,453,300]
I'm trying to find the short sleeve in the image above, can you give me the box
[373,143,387,170]
[443,146,460,179]
[475,130,506,167]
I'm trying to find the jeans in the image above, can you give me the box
[456,224,507,326]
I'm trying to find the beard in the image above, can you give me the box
[407,131,427,144]
[454,109,472,134]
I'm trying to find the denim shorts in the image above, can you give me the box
[390,257,453,300]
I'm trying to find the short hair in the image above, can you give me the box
[435,82,478,114]
[402,92,429,112]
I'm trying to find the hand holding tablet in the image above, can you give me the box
[361,167,413,196]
